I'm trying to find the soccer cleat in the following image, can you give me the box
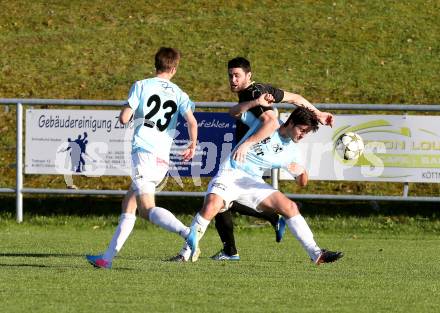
[275,215,286,243]
[167,248,200,262]
[85,254,112,269]
[314,249,344,265]
[191,247,201,262]
[210,250,240,261]
[167,254,186,262]
[186,224,202,262]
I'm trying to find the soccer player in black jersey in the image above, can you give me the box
[211,57,334,260]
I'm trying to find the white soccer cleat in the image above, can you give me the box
[210,250,240,261]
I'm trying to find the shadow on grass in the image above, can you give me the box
[0,263,135,271]
[0,252,138,270]
[0,252,176,262]
[0,263,56,268]
[0,252,82,258]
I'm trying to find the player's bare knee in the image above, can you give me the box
[279,201,299,218]
[289,201,300,216]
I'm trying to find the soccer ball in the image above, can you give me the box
[335,132,364,160]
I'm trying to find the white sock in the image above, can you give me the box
[102,213,136,262]
[286,214,321,262]
[148,206,190,238]
[179,213,211,260]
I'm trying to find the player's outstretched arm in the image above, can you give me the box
[282,91,334,127]
[287,162,308,187]
[229,93,275,119]
[181,110,198,161]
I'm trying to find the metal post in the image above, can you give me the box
[271,107,280,189]
[403,182,409,197]
[402,113,409,198]
[16,103,23,223]
[271,169,279,189]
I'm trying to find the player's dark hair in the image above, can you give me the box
[286,107,319,132]
[155,47,181,73]
[228,57,251,73]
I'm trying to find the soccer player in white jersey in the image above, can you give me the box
[86,47,198,269]
[173,103,343,264]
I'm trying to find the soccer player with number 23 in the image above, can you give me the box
[86,47,198,269]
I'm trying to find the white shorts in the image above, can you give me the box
[206,168,277,212]
[130,151,169,195]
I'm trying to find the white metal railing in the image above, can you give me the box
[1,98,440,223]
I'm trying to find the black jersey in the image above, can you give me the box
[235,82,284,142]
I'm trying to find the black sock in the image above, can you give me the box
[214,210,237,256]
[230,202,279,228]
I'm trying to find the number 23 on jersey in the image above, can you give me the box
[143,94,177,132]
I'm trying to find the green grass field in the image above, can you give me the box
[1,2,439,312]
[1,215,439,313]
